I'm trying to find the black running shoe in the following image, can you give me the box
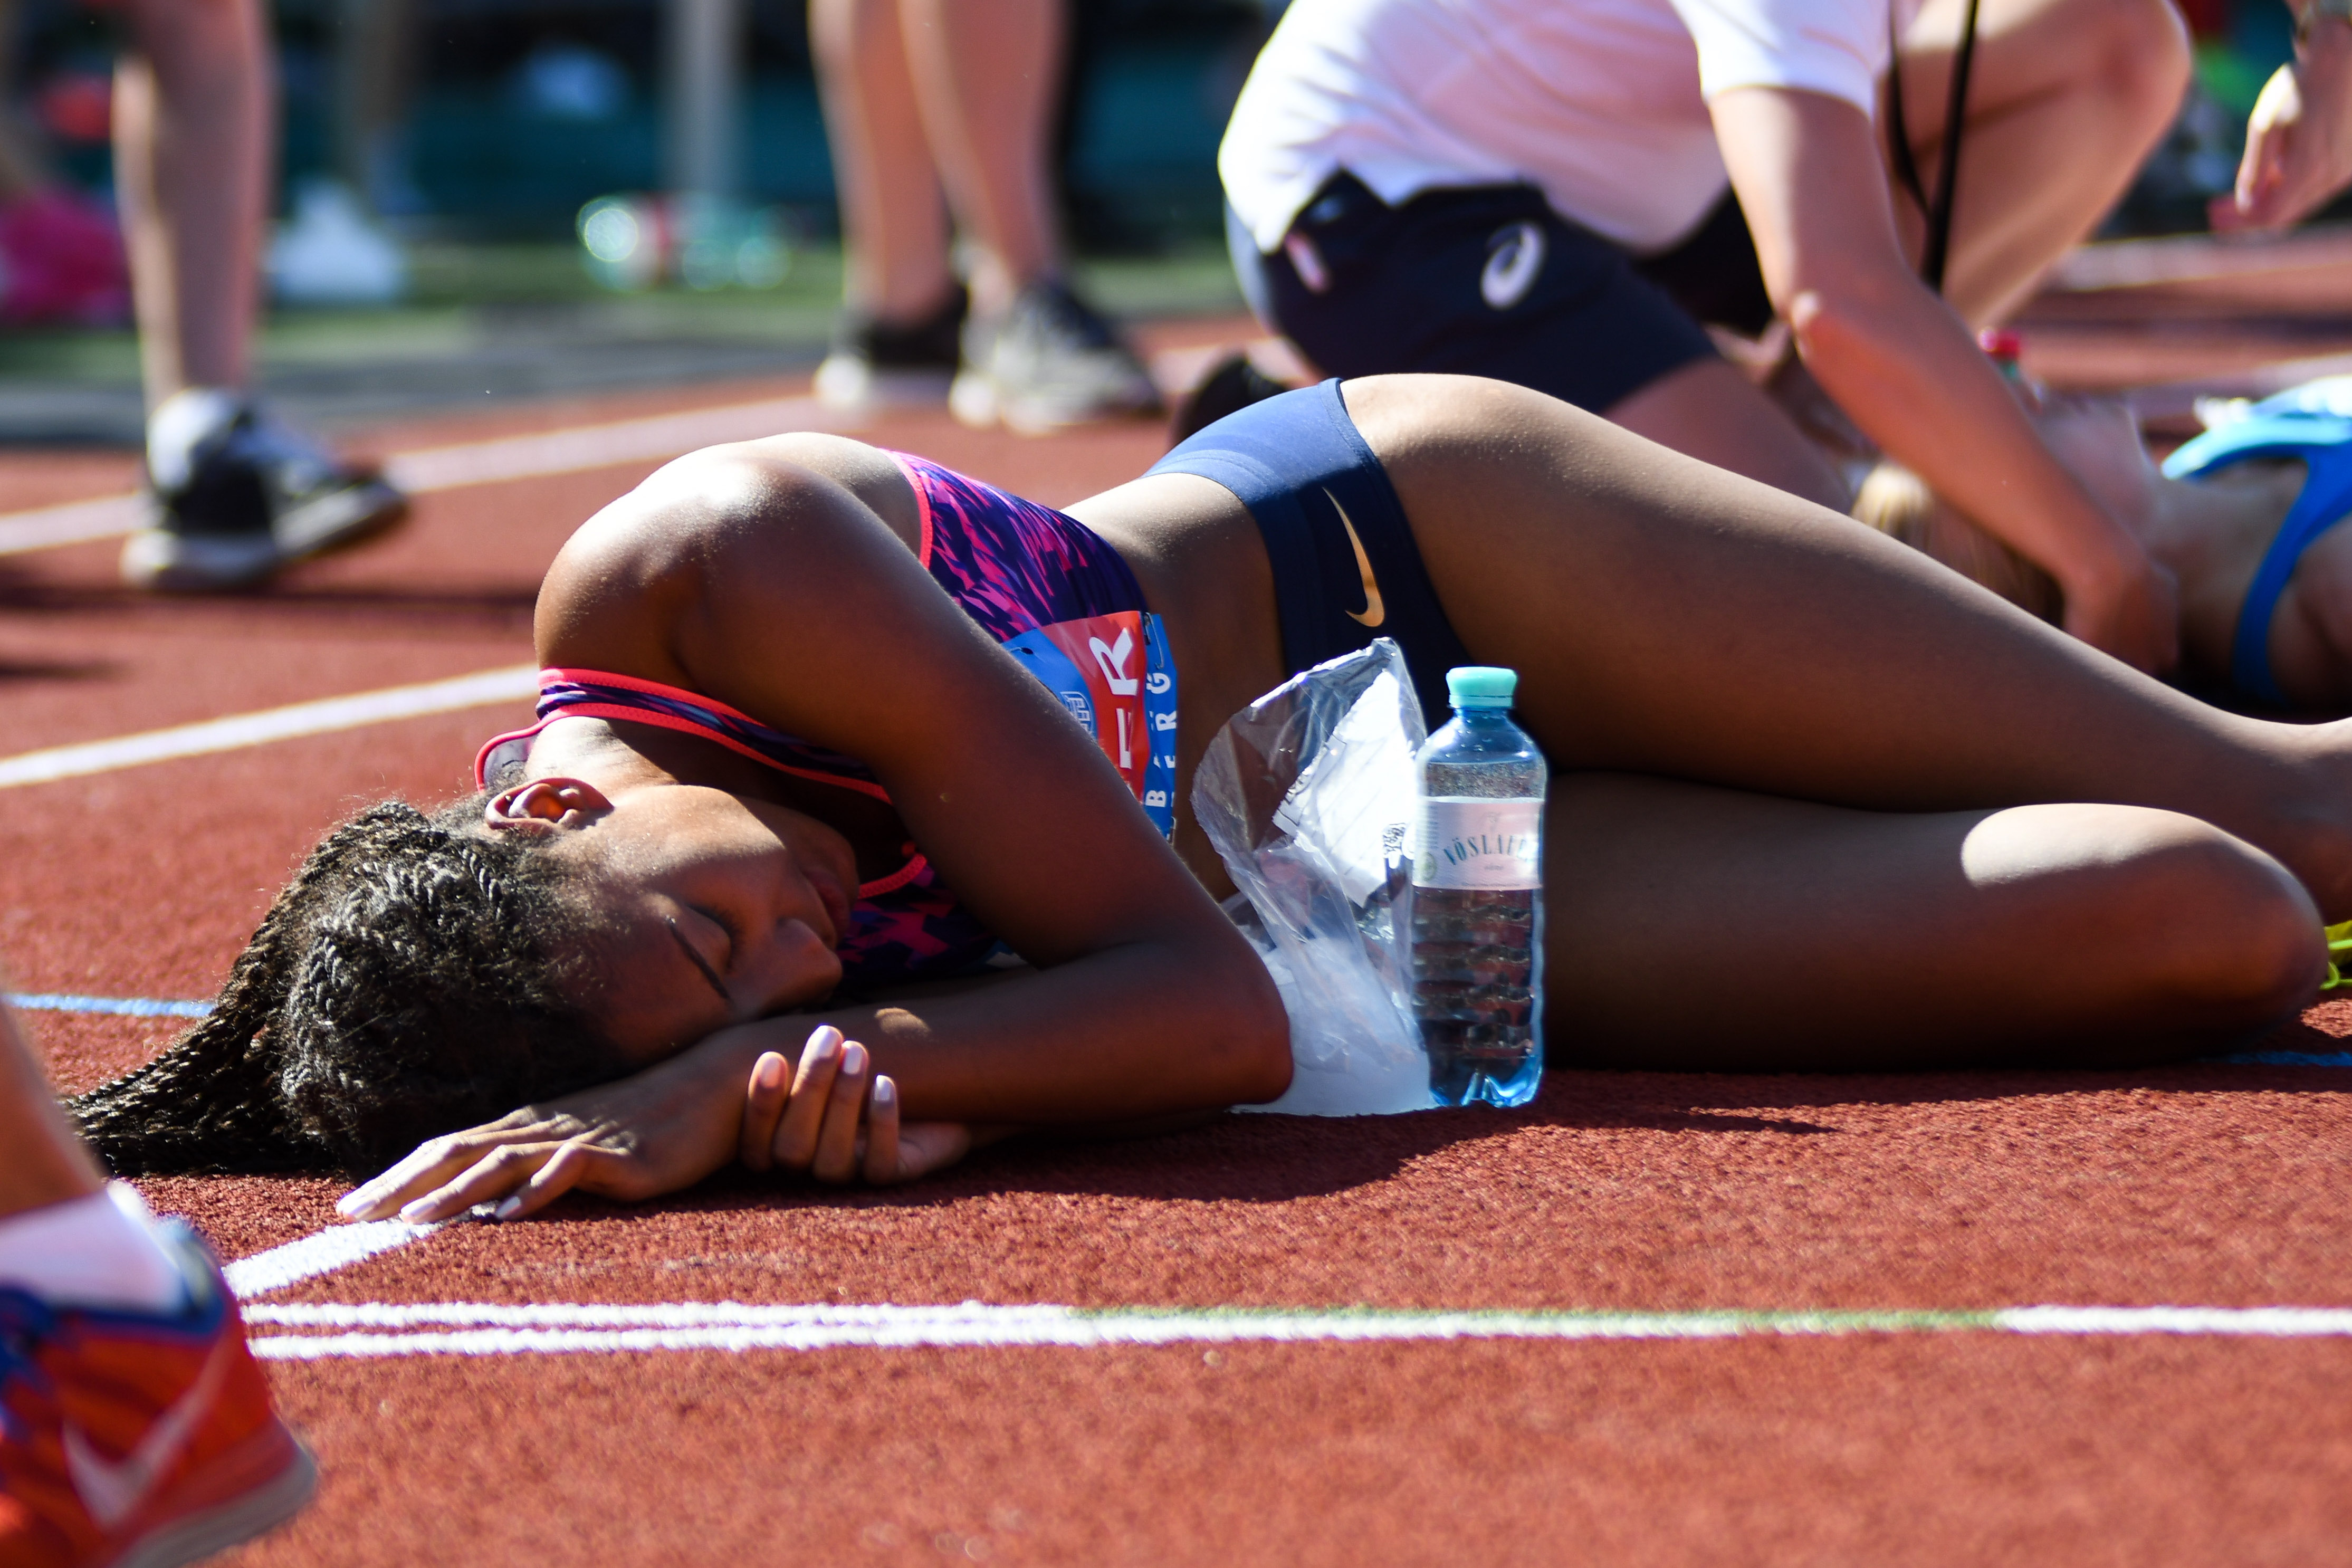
[119,398,407,592]
[813,285,968,415]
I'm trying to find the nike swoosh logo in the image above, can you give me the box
[63,1318,232,1532]
[1481,221,1546,311]
[1325,488,1385,628]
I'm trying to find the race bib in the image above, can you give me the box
[1000,610,1179,838]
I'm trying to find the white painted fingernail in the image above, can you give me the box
[873,1077,895,1106]
[493,1197,523,1220]
[842,1041,868,1074]
[336,1190,369,1217]
[398,1201,435,1225]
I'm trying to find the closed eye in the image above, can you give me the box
[665,915,731,1008]
[693,903,742,970]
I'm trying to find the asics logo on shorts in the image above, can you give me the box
[1285,232,1331,294]
[1481,221,1545,310]
[1324,488,1385,628]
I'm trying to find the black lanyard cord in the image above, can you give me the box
[1884,0,1984,293]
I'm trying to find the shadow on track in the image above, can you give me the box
[641,1078,1841,1218]
[0,654,117,681]
[623,1028,2349,1220]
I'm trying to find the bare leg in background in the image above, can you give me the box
[1888,0,2191,327]
[811,0,1066,323]
[0,1003,104,1217]
[112,0,273,405]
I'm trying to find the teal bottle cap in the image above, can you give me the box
[1446,665,1518,707]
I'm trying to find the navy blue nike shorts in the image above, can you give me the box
[1231,171,1773,416]
[1148,377,1473,733]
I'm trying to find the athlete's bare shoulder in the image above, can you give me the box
[735,431,923,547]
[531,434,930,682]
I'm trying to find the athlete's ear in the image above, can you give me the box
[483,778,613,835]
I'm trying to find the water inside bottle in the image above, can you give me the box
[1410,676,1545,1108]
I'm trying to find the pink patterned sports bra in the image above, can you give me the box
[476,452,1178,994]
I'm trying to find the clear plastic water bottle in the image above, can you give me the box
[1409,666,1545,1107]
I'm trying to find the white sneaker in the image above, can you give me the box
[951,281,1161,435]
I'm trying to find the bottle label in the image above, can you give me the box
[1412,797,1543,890]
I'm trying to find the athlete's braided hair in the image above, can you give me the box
[68,798,626,1177]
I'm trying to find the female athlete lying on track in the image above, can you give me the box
[67,375,2352,1219]
[1859,384,2352,713]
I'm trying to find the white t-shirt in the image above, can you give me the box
[1222,0,1923,256]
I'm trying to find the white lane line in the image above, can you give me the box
[1998,1304,2352,1336]
[379,395,832,494]
[0,395,836,557]
[0,663,536,789]
[7,991,211,1018]
[0,494,145,554]
[235,1299,2352,1359]
[224,1220,437,1298]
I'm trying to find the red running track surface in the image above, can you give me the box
[3,333,2351,1564]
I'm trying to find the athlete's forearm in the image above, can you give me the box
[1790,276,2147,596]
[1707,84,2150,600]
[704,932,1290,1126]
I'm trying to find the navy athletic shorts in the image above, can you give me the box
[1147,377,1473,732]
[1232,171,1774,416]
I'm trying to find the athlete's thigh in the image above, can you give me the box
[1544,772,2313,1071]
[1606,358,1846,511]
[1892,0,2181,126]
[1340,372,1977,772]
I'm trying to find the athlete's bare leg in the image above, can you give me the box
[0,1003,106,1215]
[1889,0,2191,328]
[113,0,273,404]
[894,0,1064,317]
[811,0,1066,323]
[1606,358,1850,512]
[1347,375,2333,1066]
[1541,779,2315,1068]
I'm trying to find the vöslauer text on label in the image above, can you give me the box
[1411,797,1543,890]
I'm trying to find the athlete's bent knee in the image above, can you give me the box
[2125,826,2325,1027]
[2069,0,2191,118]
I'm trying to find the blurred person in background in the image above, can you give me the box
[0,0,406,590]
[107,0,406,590]
[1205,0,2352,678]
[2214,0,2352,231]
[808,0,1161,433]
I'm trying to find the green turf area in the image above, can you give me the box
[0,241,1245,441]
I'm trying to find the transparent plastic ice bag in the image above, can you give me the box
[1191,638,1438,1115]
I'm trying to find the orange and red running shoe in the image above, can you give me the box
[0,1223,313,1568]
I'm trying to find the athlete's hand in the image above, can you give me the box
[336,1035,752,1225]
[2215,32,2352,233]
[2060,546,2180,675]
[739,1025,971,1184]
